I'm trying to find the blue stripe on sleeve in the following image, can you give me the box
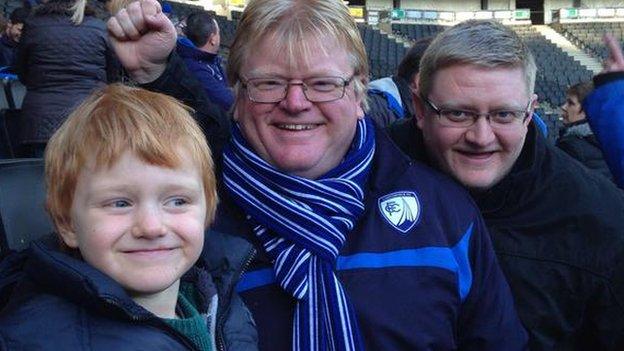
[235,268,275,292]
[237,224,474,300]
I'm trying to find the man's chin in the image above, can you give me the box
[454,174,498,194]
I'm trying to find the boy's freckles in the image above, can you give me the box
[61,151,206,296]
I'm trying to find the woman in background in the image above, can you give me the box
[16,0,115,157]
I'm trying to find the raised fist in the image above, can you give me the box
[107,0,176,83]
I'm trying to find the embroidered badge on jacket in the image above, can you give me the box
[378,191,421,233]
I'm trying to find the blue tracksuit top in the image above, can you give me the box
[176,38,234,112]
[211,127,528,350]
[584,71,624,188]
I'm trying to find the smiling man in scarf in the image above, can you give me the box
[107,0,527,349]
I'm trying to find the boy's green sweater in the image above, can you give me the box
[162,283,213,351]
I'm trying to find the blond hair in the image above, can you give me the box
[227,0,369,109]
[45,83,218,238]
[70,0,86,24]
[419,19,537,98]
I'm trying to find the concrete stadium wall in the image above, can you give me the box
[582,0,624,6]
[367,0,515,10]
[544,0,624,23]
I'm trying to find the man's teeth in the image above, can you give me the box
[278,124,316,130]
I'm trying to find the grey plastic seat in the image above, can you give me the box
[0,158,52,254]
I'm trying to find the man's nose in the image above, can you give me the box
[280,83,312,113]
[465,116,496,146]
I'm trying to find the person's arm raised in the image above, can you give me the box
[602,33,624,74]
[107,0,176,84]
[583,33,624,188]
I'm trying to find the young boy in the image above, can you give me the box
[0,84,257,350]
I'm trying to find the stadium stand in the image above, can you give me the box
[358,24,408,79]
[165,1,203,20]
[391,23,446,41]
[551,22,624,60]
[514,25,594,107]
[214,14,236,48]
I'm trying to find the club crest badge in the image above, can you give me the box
[378,191,421,234]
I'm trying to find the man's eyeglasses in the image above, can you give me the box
[422,95,533,129]
[241,76,354,103]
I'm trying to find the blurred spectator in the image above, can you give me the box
[16,0,115,157]
[0,14,7,33]
[584,34,624,188]
[0,8,30,70]
[161,2,172,17]
[176,11,233,112]
[557,82,613,181]
[367,37,432,126]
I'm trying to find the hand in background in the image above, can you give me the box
[602,33,624,74]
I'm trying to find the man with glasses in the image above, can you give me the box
[390,19,624,350]
[107,0,528,349]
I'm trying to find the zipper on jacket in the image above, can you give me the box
[217,246,257,351]
[103,297,200,351]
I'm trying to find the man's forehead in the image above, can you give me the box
[428,64,530,105]
[244,34,353,76]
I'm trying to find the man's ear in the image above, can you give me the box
[412,78,426,130]
[209,33,218,46]
[525,93,538,126]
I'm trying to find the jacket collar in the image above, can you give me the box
[176,38,219,63]
[368,120,416,194]
[560,120,593,138]
[24,235,219,319]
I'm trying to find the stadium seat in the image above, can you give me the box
[552,22,624,60]
[0,109,23,159]
[0,158,52,254]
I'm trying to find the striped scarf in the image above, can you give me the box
[223,118,375,351]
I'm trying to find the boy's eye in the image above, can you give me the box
[109,199,131,208]
[166,197,189,207]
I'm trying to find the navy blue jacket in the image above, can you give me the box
[176,38,234,112]
[389,118,624,350]
[0,232,258,350]
[0,35,17,70]
[584,71,624,188]
[556,120,613,182]
[212,127,527,350]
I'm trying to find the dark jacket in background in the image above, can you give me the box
[0,35,18,70]
[141,53,231,165]
[16,2,115,145]
[176,38,233,112]
[388,118,624,351]
[556,120,613,182]
[0,232,258,350]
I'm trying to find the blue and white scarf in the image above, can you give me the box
[223,118,375,351]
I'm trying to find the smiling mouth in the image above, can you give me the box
[456,150,497,159]
[275,123,319,131]
[123,248,177,256]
